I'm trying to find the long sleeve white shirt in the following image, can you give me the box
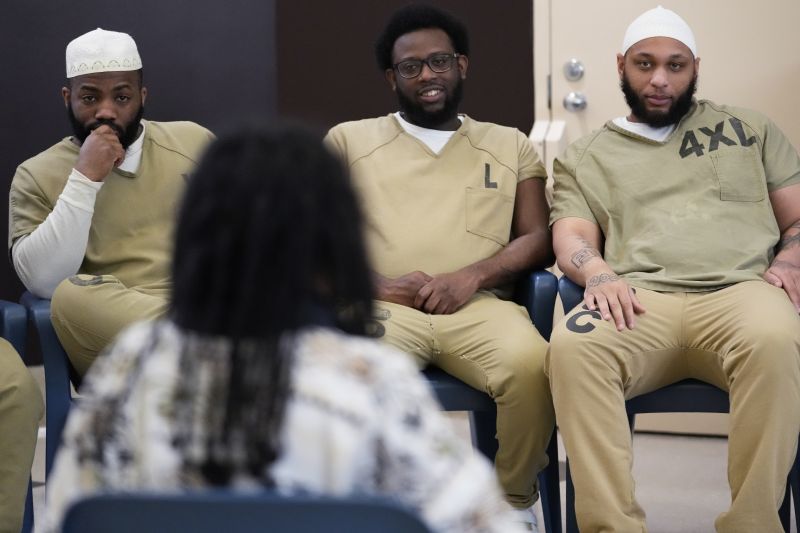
[12,128,145,298]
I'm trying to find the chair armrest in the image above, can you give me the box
[20,291,73,389]
[515,270,558,341]
[558,276,584,314]
[0,300,28,357]
[20,291,76,477]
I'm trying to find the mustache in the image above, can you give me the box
[88,119,124,138]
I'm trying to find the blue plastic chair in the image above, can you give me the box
[557,276,793,533]
[20,292,78,483]
[424,270,561,533]
[0,299,36,533]
[63,492,433,533]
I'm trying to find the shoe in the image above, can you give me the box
[512,505,540,533]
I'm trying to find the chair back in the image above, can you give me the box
[20,291,78,479]
[515,270,558,341]
[558,276,584,313]
[0,300,27,356]
[63,491,433,533]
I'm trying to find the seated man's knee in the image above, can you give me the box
[727,311,800,374]
[51,275,115,319]
[502,324,548,362]
[0,340,44,421]
[547,323,596,377]
[484,328,550,400]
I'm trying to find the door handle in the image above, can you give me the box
[563,92,587,112]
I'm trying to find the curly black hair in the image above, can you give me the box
[170,124,375,484]
[375,4,469,71]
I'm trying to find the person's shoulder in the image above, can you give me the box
[329,115,398,136]
[144,120,214,160]
[16,138,77,179]
[328,115,401,144]
[78,320,172,399]
[458,116,541,168]
[694,99,772,129]
[146,119,212,136]
[326,115,404,163]
[459,115,527,144]
[297,327,421,382]
[559,126,609,167]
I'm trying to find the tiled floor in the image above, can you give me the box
[29,367,796,532]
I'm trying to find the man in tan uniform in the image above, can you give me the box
[326,6,554,530]
[0,341,42,533]
[9,28,213,375]
[548,7,800,532]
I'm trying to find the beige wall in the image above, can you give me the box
[535,0,800,158]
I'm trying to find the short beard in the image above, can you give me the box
[621,72,696,127]
[67,103,144,149]
[396,77,464,130]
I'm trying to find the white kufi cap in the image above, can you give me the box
[66,28,142,78]
[622,6,696,57]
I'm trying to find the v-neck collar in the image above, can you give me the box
[391,113,467,158]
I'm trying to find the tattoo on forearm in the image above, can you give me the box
[777,222,800,251]
[571,247,601,269]
[587,273,620,288]
[778,232,800,251]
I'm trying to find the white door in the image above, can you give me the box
[533,0,800,435]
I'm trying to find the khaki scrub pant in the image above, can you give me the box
[547,280,800,533]
[51,274,170,376]
[0,338,43,533]
[373,291,555,509]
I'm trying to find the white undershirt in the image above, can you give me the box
[12,124,146,298]
[612,117,675,142]
[394,112,462,154]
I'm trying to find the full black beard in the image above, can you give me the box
[67,103,144,149]
[396,77,464,130]
[621,72,696,127]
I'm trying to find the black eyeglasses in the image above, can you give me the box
[392,53,460,79]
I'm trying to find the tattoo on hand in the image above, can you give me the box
[778,234,800,251]
[587,273,621,288]
[571,247,600,269]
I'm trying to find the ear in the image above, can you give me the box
[385,68,397,91]
[616,53,625,80]
[62,86,71,108]
[693,56,701,76]
[457,54,469,79]
[141,86,148,105]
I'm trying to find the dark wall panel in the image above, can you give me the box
[1,1,277,302]
[1,1,532,306]
[276,0,534,134]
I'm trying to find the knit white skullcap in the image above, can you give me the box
[622,6,696,57]
[66,28,142,78]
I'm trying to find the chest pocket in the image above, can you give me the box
[710,149,766,202]
[465,187,515,245]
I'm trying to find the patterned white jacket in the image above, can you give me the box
[43,321,524,533]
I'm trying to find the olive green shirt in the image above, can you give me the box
[9,120,213,289]
[327,114,547,279]
[551,100,800,292]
